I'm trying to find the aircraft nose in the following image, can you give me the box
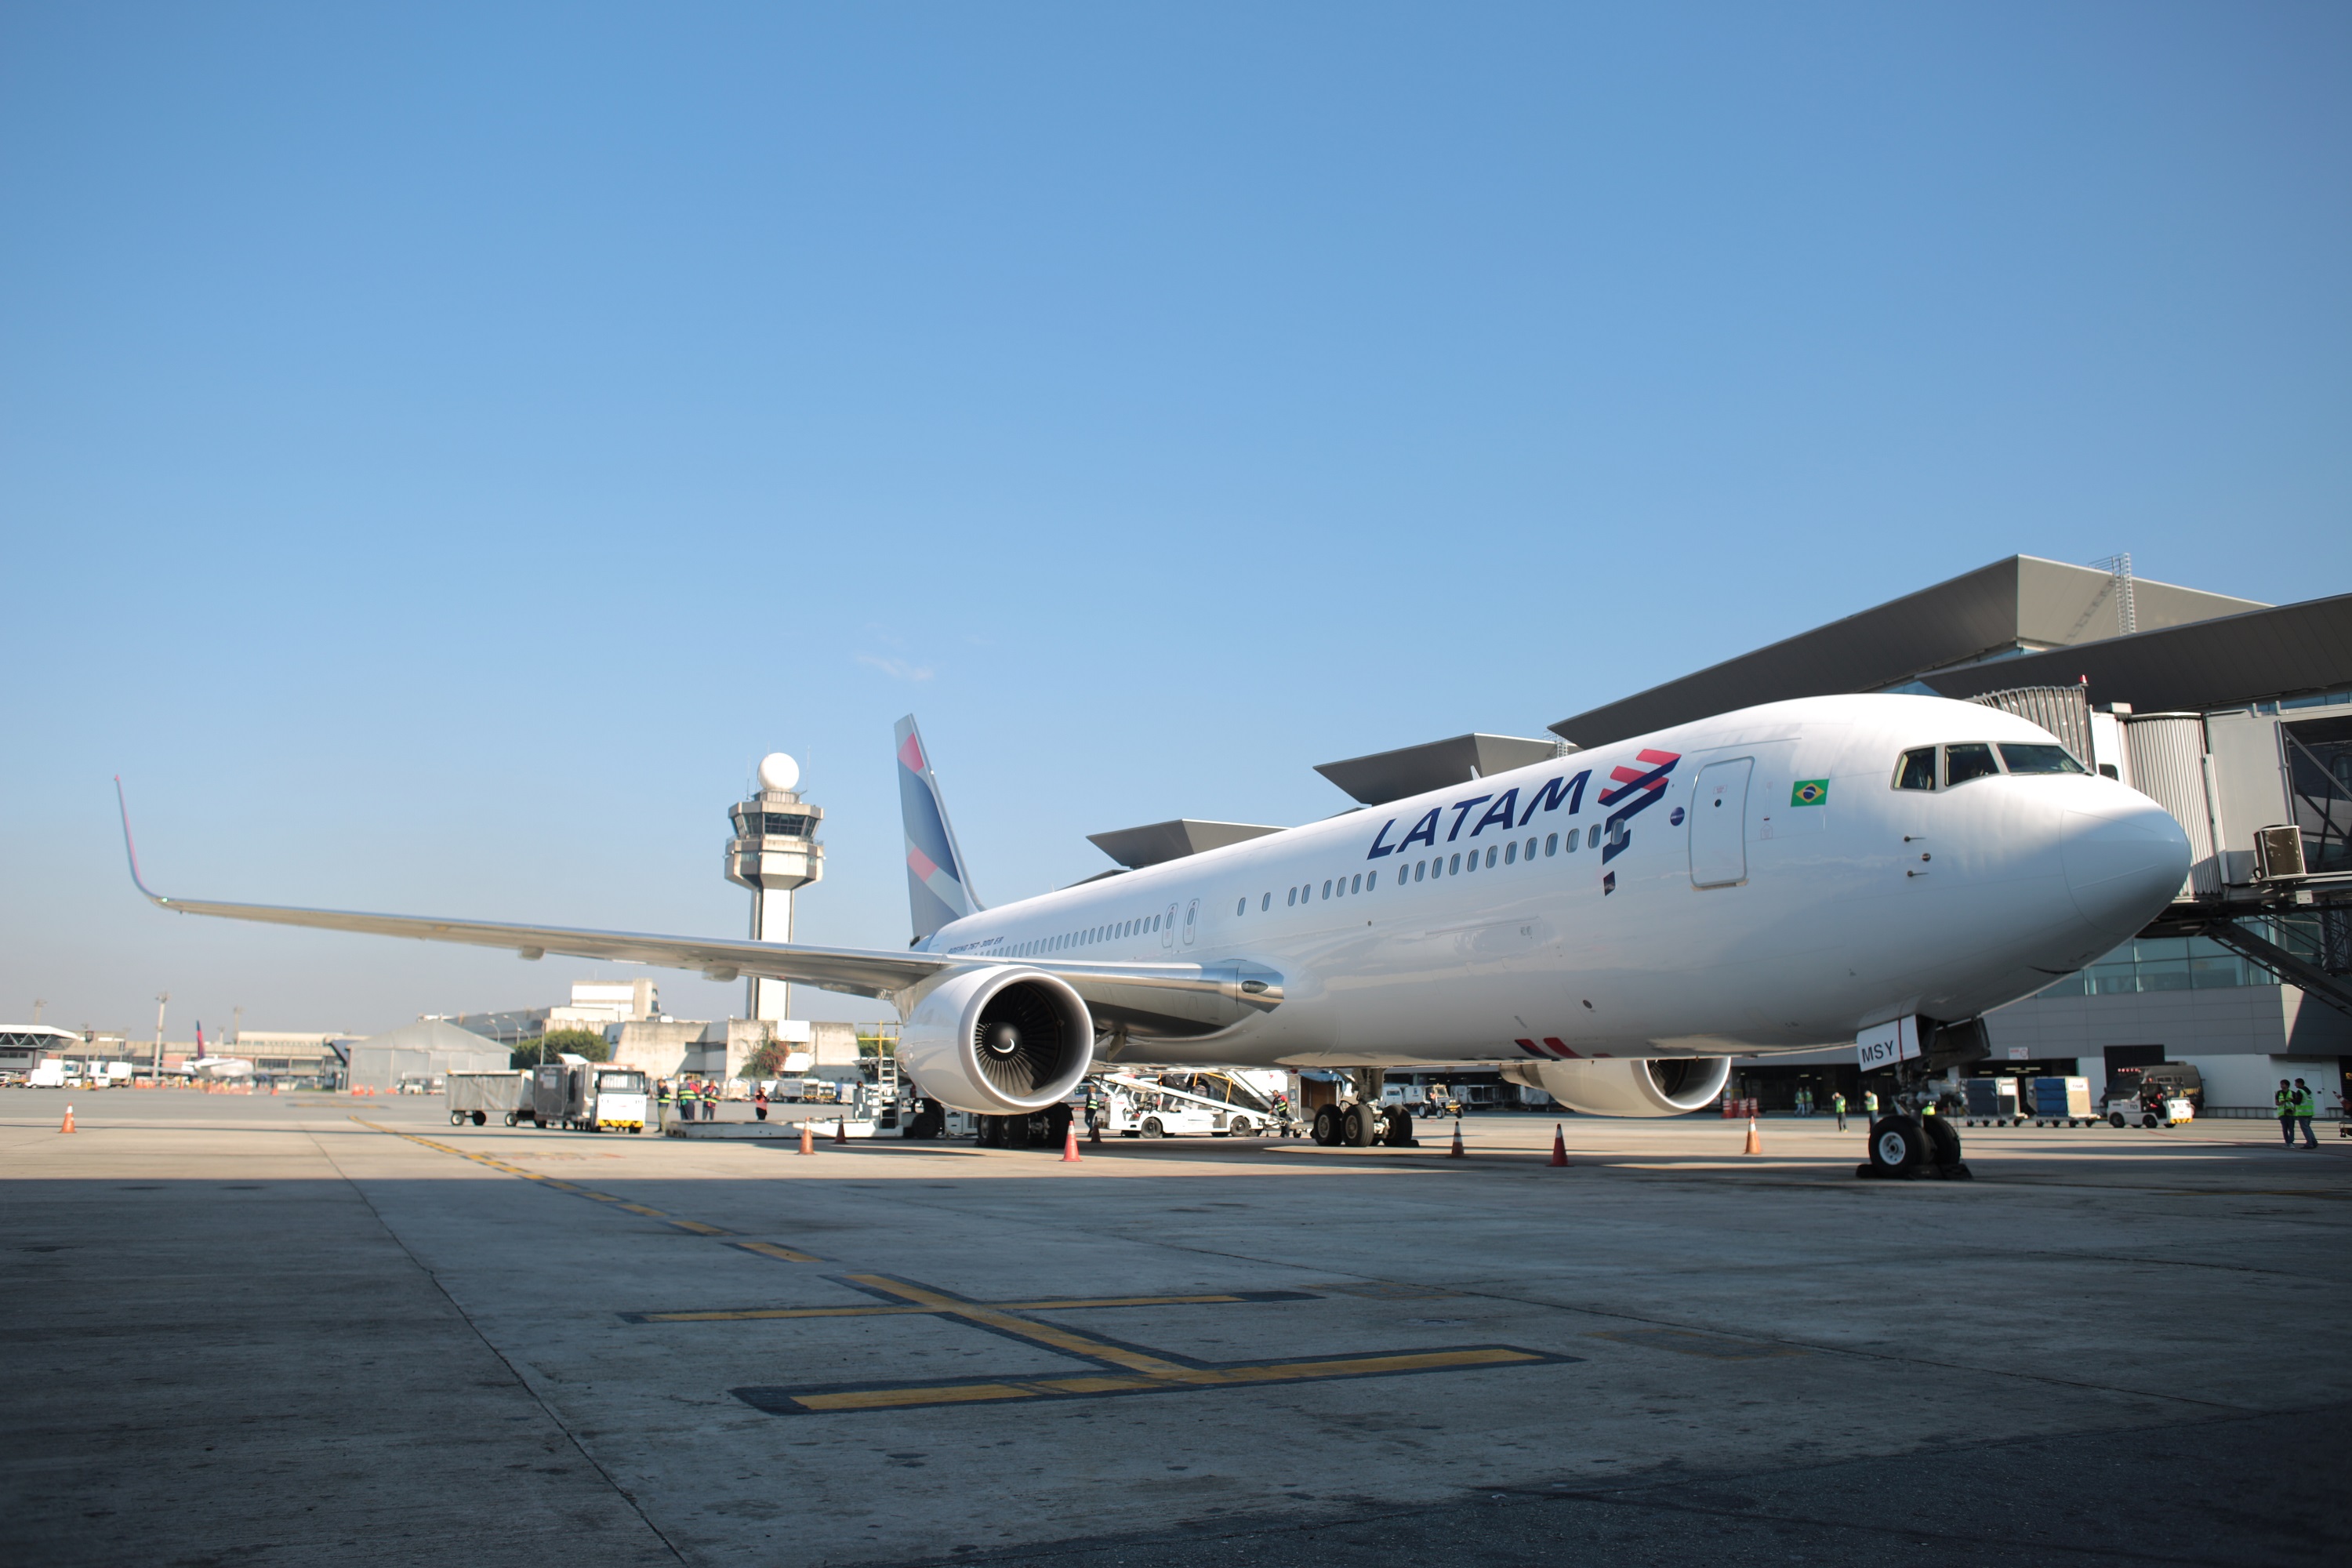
[2060,797,2191,937]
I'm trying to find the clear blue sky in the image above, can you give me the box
[5,3,2346,1040]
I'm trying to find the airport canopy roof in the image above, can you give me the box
[1548,555,2267,748]
[1087,819,1285,869]
[1315,733,1567,807]
[1916,593,2352,714]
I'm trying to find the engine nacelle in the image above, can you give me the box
[1502,1057,1730,1116]
[895,966,1094,1115]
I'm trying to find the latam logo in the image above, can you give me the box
[1364,750,1682,870]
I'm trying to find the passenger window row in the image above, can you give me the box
[1008,911,1162,958]
[1240,821,1607,916]
[1893,742,2086,791]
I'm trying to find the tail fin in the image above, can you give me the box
[895,716,982,942]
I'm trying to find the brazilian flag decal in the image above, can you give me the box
[1791,779,1828,807]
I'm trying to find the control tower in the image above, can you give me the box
[724,753,825,1024]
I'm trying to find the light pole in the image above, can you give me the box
[33,997,45,1024]
[152,993,169,1083]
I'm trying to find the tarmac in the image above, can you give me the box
[2,1090,2345,1566]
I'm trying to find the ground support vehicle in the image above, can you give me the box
[1098,1073,1273,1139]
[2104,1091,2195,1129]
[529,1058,652,1132]
[2031,1076,2096,1127]
[447,1069,532,1127]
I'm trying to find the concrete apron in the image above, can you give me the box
[2,1094,2347,1566]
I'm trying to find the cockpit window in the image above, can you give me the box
[1894,748,1938,791]
[1943,742,2002,786]
[1998,743,2086,775]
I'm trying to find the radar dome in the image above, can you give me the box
[757,753,800,793]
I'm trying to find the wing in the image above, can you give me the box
[115,781,1284,1028]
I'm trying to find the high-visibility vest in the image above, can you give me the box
[2292,1087,2316,1116]
[2278,1090,2296,1116]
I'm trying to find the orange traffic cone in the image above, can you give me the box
[1549,1123,1570,1167]
[834,1116,848,1145]
[60,1104,75,1134]
[1743,1116,1762,1155]
[1062,1122,1083,1163]
[1447,1121,1465,1159]
[798,1122,815,1156]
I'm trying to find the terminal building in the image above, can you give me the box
[1537,554,2352,1116]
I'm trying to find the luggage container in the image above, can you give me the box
[1962,1077,2025,1127]
[447,1069,533,1127]
[2031,1076,2095,1127]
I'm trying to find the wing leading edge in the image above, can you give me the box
[114,781,1284,1030]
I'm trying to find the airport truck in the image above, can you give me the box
[528,1058,652,1133]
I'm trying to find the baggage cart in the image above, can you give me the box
[1962,1077,2025,1127]
[448,1069,533,1127]
[2032,1076,2096,1127]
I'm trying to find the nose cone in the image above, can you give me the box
[2061,797,2191,937]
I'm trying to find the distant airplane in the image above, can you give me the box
[118,694,2187,1174]
[180,1021,251,1079]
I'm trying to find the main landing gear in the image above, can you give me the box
[1308,1070,1419,1149]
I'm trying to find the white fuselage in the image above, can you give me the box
[919,695,2189,1068]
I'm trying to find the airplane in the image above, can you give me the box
[177,1022,252,1080]
[117,692,2190,1176]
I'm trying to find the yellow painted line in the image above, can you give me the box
[671,1220,738,1237]
[996,1293,1258,1310]
[793,1383,1040,1411]
[841,1274,1214,1382]
[633,1291,1280,1324]
[731,1240,826,1263]
[640,1305,938,1323]
[753,1346,1553,1413]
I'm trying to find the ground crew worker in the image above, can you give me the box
[1863,1088,1878,1119]
[1083,1079,1103,1138]
[753,1083,769,1123]
[656,1077,673,1127]
[1832,1091,1847,1131]
[2277,1080,2296,1145]
[2292,1079,2318,1149]
[679,1077,701,1126]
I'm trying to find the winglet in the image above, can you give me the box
[114,777,169,905]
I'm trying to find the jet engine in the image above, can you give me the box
[1502,1057,1730,1116]
[894,966,1094,1116]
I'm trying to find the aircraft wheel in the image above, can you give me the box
[1341,1104,1375,1146]
[1867,1116,1929,1178]
[1922,1116,1962,1171]
[1141,1117,1165,1139]
[1311,1105,1341,1146]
